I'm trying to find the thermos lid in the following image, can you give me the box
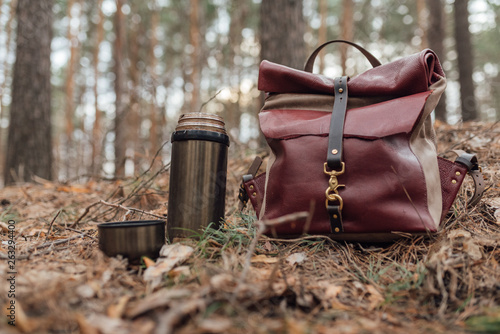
[172,113,230,146]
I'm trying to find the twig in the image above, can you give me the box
[66,227,97,240]
[69,201,102,228]
[18,242,93,260]
[98,200,166,220]
[198,89,222,113]
[232,211,310,301]
[138,142,169,180]
[28,234,88,252]
[45,210,62,241]
[263,211,309,227]
[260,234,337,244]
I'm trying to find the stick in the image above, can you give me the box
[29,234,87,251]
[232,211,310,301]
[98,200,166,220]
[198,89,222,113]
[69,201,102,228]
[45,210,62,241]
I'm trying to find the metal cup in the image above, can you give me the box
[167,113,229,241]
[98,220,166,263]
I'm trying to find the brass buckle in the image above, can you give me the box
[323,162,345,210]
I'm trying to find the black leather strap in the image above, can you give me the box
[325,76,349,233]
[327,77,348,170]
[327,203,343,233]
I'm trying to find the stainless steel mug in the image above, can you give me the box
[167,113,229,241]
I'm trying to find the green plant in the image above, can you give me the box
[196,213,258,257]
[466,309,500,333]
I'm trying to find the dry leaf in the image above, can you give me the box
[76,284,97,299]
[448,229,483,261]
[3,301,34,333]
[486,197,500,224]
[56,185,92,193]
[286,252,307,266]
[168,266,191,278]
[251,254,278,264]
[159,243,194,259]
[198,317,232,333]
[76,313,99,334]
[365,284,384,310]
[144,244,194,288]
[210,273,237,293]
[126,289,192,318]
[142,256,156,268]
[325,285,343,299]
[0,221,9,233]
[107,295,131,318]
[86,314,131,334]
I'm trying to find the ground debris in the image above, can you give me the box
[0,122,499,333]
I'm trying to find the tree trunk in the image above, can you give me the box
[92,0,104,175]
[340,0,354,75]
[149,0,160,160]
[260,0,306,70]
[426,0,448,121]
[114,0,127,178]
[318,0,327,72]
[454,0,478,121]
[4,0,53,185]
[260,0,306,146]
[64,0,80,179]
[126,1,141,174]
[416,0,427,49]
[189,0,201,112]
[0,0,17,152]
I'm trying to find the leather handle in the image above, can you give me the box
[304,39,382,73]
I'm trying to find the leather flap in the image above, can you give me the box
[258,49,444,98]
[259,91,432,140]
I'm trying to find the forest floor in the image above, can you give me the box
[0,122,499,334]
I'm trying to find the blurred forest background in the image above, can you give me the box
[0,0,498,186]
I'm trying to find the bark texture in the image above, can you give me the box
[260,0,306,70]
[4,0,53,185]
[454,0,478,121]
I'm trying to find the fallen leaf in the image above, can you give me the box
[56,185,92,193]
[366,284,384,310]
[86,314,131,334]
[286,252,307,266]
[159,243,194,259]
[144,244,194,288]
[199,317,232,333]
[448,229,483,261]
[251,254,278,264]
[107,295,130,318]
[210,273,237,293]
[0,222,9,233]
[76,284,96,299]
[3,301,34,333]
[142,256,156,268]
[325,285,343,300]
[76,313,99,334]
[168,266,190,278]
[126,289,192,318]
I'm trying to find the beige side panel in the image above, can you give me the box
[409,77,447,229]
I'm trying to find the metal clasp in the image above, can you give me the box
[323,162,345,210]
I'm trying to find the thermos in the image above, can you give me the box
[167,113,229,241]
